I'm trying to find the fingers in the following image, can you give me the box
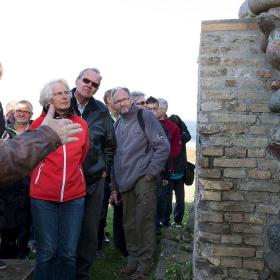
[63,137,79,144]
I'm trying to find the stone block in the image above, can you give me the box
[201,102,223,111]
[200,67,227,77]
[199,179,233,191]
[256,204,278,214]
[228,268,258,279]
[202,147,224,156]
[224,147,246,157]
[222,191,245,201]
[221,234,243,245]
[248,103,270,113]
[221,257,242,268]
[224,57,261,67]
[243,213,266,225]
[245,192,270,203]
[256,69,272,78]
[244,235,263,246]
[198,231,221,243]
[214,158,257,168]
[210,244,255,257]
[200,56,221,66]
[209,201,255,212]
[197,211,223,223]
[247,148,265,157]
[231,223,263,234]
[210,113,256,124]
[200,168,222,179]
[232,136,268,148]
[225,80,237,87]
[207,136,230,146]
[239,181,280,192]
[201,190,221,201]
[200,157,210,168]
[258,160,280,170]
[248,169,271,180]
[259,114,280,125]
[248,126,269,136]
[224,168,247,178]
[243,259,264,270]
[199,222,230,234]
[223,123,246,134]
[224,213,243,223]
[199,125,221,135]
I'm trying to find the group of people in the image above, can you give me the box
[0,66,191,280]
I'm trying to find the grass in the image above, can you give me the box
[90,202,193,279]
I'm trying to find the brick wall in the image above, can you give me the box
[194,18,280,279]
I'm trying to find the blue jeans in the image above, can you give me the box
[31,197,84,280]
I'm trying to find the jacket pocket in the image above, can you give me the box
[35,162,45,184]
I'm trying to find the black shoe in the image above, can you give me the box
[0,260,7,270]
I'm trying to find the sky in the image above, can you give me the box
[0,0,245,121]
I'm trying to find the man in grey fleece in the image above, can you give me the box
[110,87,170,280]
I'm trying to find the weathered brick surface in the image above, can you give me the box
[195,18,279,280]
[199,179,233,190]
[243,259,264,270]
[220,257,242,268]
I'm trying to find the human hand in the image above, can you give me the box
[109,191,119,206]
[41,104,82,144]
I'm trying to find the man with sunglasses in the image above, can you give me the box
[70,68,117,280]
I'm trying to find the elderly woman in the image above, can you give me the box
[29,79,89,280]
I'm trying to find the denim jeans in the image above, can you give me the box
[31,197,84,280]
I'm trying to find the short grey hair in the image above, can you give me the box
[130,91,145,102]
[16,100,33,113]
[77,68,102,81]
[111,87,131,102]
[39,79,70,107]
[157,98,168,109]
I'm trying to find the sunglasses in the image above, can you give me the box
[81,78,99,89]
[136,101,146,106]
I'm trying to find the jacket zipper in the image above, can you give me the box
[60,145,67,202]
[79,167,84,183]
[35,162,45,184]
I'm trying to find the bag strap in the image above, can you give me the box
[137,109,149,153]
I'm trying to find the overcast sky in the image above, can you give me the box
[0,0,245,120]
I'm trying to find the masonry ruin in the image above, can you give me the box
[194,1,280,279]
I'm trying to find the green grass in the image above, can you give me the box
[90,202,193,279]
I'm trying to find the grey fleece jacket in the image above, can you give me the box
[111,104,170,193]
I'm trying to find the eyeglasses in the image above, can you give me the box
[15,109,31,115]
[53,91,71,97]
[136,101,146,106]
[81,78,100,89]
[114,97,130,105]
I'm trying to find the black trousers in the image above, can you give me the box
[76,177,105,280]
[113,194,127,256]
[97,180,111,250]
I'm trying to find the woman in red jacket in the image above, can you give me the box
[29,79,89,280]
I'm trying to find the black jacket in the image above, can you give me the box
[71,89,117,190]
[0,102,5,137]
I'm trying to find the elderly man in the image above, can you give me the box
[130,91,146,109]
[110,87,170,280]
[70,68,116,280]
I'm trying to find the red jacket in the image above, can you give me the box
[29,112,89,202]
